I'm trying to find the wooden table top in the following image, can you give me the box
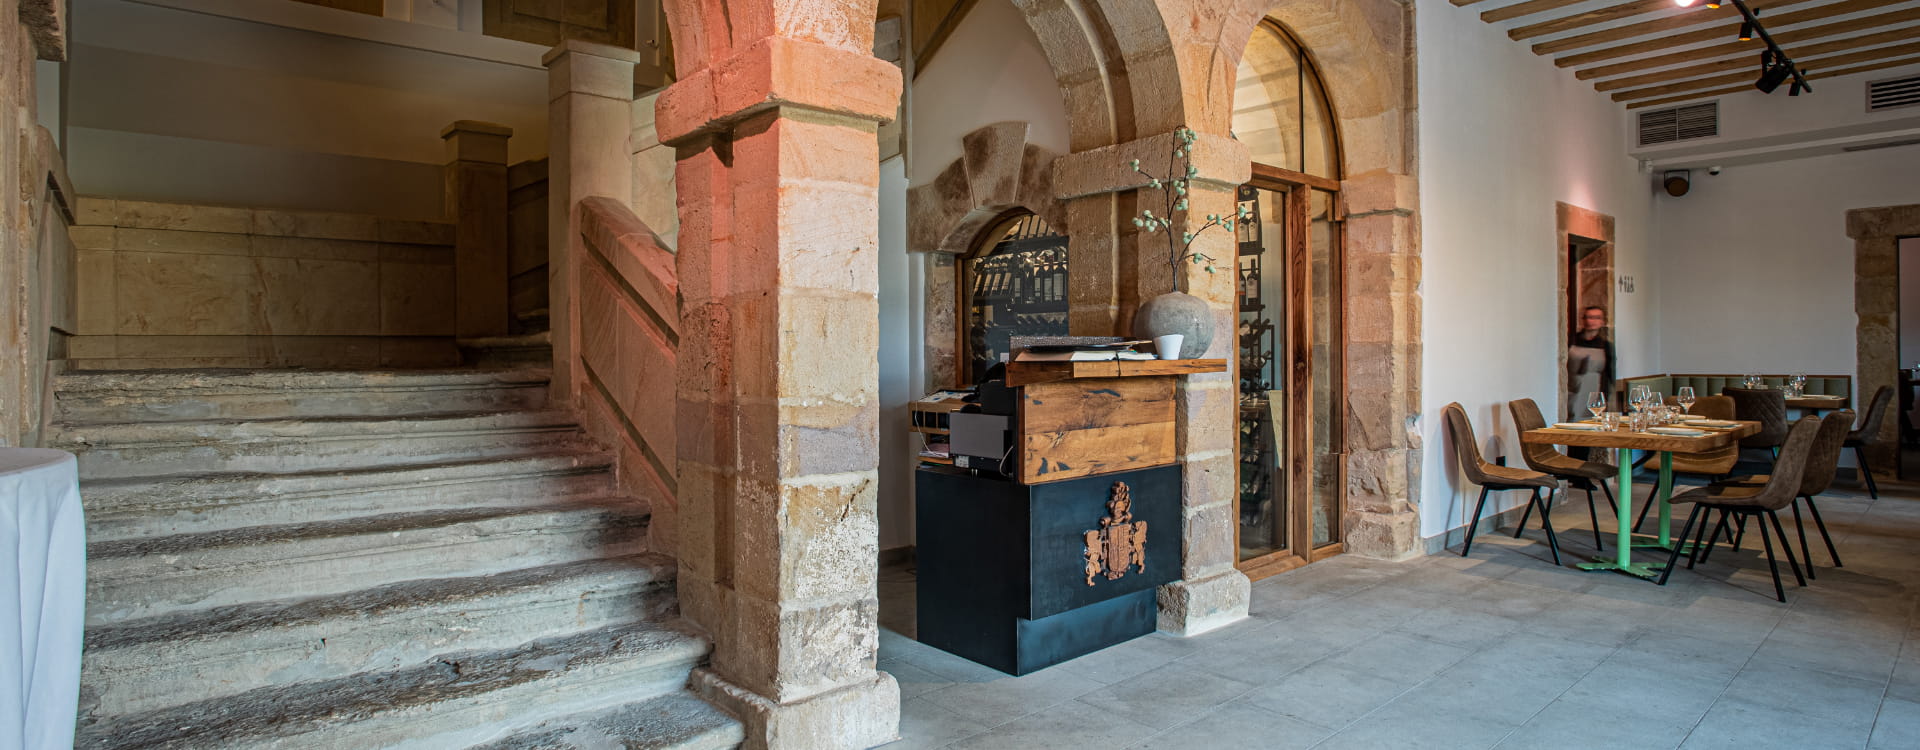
[1522,420,1760,452]
[1786,395,1850,409]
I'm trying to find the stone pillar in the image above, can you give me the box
[657,35,903,750]
[1339,170,1423,560]
[1055,132,1252,637]
[442,120,513,339]
[543,40,638,404]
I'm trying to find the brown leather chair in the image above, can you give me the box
[1723,387,1789,464]
[1507,398,1616,550]
[1442,403,1562,563]
[1659,415,1821,602]
[1729,410,1851,578]
[1845,385,1893,499]
[1633,395,1739,534]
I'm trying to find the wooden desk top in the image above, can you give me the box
[1786,395,1849,410]
[1522,421,1759,453]
[1004,359,1227,387]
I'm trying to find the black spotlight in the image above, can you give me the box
[1756,61,1792,93]
[1740,9,1758,41]
[1789,76,1806,96]
[1663,170,1692,197]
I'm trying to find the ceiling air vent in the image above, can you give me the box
[1637,102,1719,147]
[1868,75,1920,113]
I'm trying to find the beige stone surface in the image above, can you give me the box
[114,251,260,336]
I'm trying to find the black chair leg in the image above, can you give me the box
[1756,511,1787,603]
[1791,498,1815,580]
[1699,511,1730,565]
[1687,505,1714,570]
[1659,505,1705,586]
[1600,478,1620,516]
[1513,489,1536,539]
[1461,487,1491,557]
[1633,491,1655,533]
[1584,485,1604,551]
[1532,488,1563,566]
[1732,513,1749,552]
[1854,445,1880,499]
[1804,496,1843,568]
[1768,509,1806,587]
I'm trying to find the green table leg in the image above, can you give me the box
[1633,452,1690,552]
[1579,446,1662,579]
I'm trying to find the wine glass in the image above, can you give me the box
[1791,372,1807,397]
[1677,386,1696,415]
[1649,391,1665,422]
[1587,391,1606,420]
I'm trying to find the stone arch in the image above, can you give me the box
[1225,0,1422,559]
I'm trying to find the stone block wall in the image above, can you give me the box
[67,198,462,369]
[2,0,72,448]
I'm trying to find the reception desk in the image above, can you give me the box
[914,359,1224,674]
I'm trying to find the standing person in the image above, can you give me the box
[1568,304,1616,419]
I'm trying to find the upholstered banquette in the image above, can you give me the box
[1619,373,1852,405]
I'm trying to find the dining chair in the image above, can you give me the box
[1728,409,1851,578]
[1634,395,1739,534]
[1658,415,1820,602]
[1723,387,1788,465]
[1507,398,1616,551]
[1442,403,1562,563]
[1844,385,1893,499]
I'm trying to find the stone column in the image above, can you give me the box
[543,40,638,404]
[1339,170,1423,560]
[657,35,903,749]
[1055,132,1252,637]
[442,120,512,339]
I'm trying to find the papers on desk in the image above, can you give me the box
[1015,349,1155,362]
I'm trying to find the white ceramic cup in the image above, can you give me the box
[1154,334,1184,361]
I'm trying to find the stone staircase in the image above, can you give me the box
[52,367,743,749]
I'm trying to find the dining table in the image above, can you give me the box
[1521,419,1760,580]
[1785,394,1850,413]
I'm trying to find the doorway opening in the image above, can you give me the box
[1896,236,1920,479]
[1555,202,1618,422]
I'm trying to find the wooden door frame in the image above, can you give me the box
[1235,166,1345,581]
[1555,202,1616,418]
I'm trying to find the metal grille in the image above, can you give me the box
[1637,102,1719,146]
[1869,75,1920,112]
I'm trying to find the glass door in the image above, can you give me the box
[1235,174,1343,579]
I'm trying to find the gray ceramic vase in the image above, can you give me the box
[1132,291,1213,359]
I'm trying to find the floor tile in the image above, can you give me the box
[1321,631,1473,683]
[1870,697,1920,749]
[1129,701,1333,750]
[918,665,1106,728]
[1235,661,1412,729]
[878,697,988,750]
[1074,663,1257,730]
[946,701,1157,750]
[1680,695,1872,750]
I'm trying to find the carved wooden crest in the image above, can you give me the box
[1084,482,1147,586]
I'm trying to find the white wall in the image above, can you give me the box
[1657,148,1920,380]
[66,0,548,220]
[1416,2,1658,540]
[906,0,1068,186]
[878,156,918,550]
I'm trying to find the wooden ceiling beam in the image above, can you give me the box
[1612,39,1920,100]
[1483,0,1587,24]
[1595,27,1920,90]
[1626,55,1920,108]
[1511,0,1687,41]
[1531,0,1809,55]
[1573,7,1920,79]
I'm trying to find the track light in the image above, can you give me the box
[1789,76,1806,96]
[1756,60,1792,93]
[1739,9,1756,41]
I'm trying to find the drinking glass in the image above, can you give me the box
[1587,391,1606,420]
[1677,386,1696,415]
[1629,411,1648,432]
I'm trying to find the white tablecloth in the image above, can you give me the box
[1,449,84,750]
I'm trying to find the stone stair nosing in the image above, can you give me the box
[86,504,651,624]
[470,692,746,750]
[53,367,552,423]
[54,410,589,480]
[78,450,618,542]
[75,620,717,750]
[81,553,681,719]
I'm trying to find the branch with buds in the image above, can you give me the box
[1128,127,1254,294]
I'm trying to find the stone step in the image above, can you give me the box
[75,620,713,750]
[54,410,587,480]
[87,504,651,624]
[470,692,744,750]
[79,451,616,542]
[53,367,550,424]
[82,554,680,719]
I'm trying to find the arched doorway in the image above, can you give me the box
[1233,20,1346,579]
[958,212,1070,385]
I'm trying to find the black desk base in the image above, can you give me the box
[914,464,1178,675]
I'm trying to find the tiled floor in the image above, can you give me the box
[878,477,1920,749]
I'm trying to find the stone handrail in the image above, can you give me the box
[573,195,679,505]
